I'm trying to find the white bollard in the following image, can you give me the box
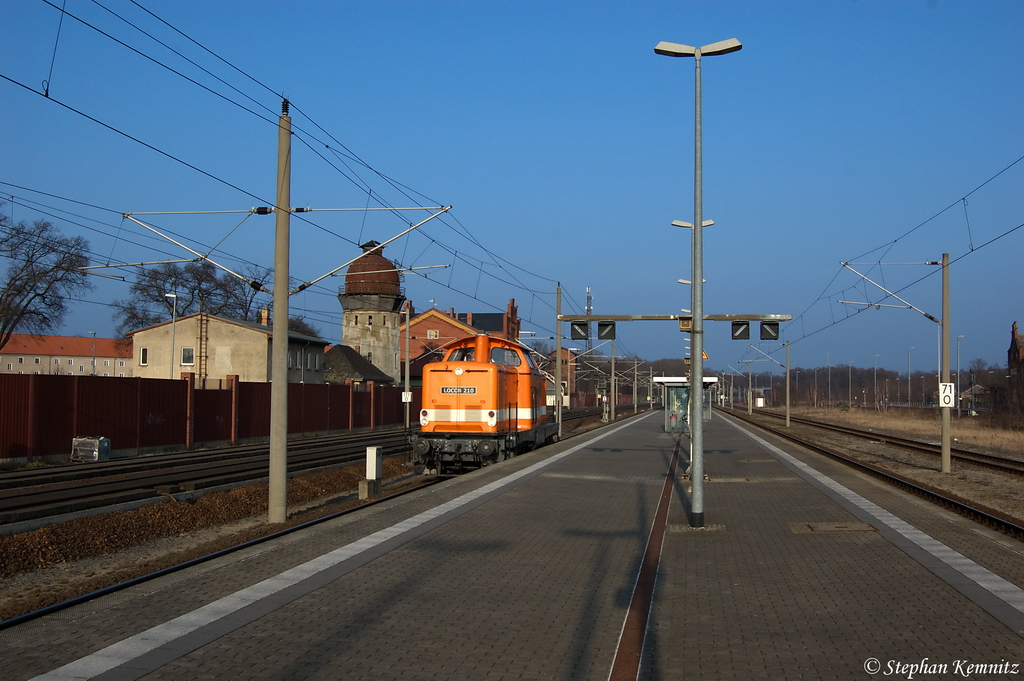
[359,446,383,499]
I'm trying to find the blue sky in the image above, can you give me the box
[2,0,1022,378]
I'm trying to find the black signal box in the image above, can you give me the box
[731,321,750,340]
[597,321,616,340]
[570,321,589,340]
[760,321,780,340]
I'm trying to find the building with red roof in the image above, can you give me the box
[0,334,133,377]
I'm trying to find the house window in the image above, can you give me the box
[67,359,73,365]
[140,348,149,366]
[79,365,85,373]
[118,373,125,377]
[427,329,440,339]
[181,347,195,365]
[103,373,109,377]
[119,361,125,367]
[354,315,359,326]
[54,358,60,365]
[366,351,372,363]
[17,357,23,364]
[104,360,110,367]
[5,364,10,371]
[368,315,373,326]
[34,357,40,364]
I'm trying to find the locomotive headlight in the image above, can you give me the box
[487,410,497,427]
[420,409,429,426]
[454,367,463,376]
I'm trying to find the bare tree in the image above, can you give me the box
[0,211,92,351]
[112,262,271,336]
[287,315,323,340]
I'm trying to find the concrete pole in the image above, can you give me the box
[555,285,563,437]
[268,100,291,524]
[689,50,706,528]
[940,253,951,473]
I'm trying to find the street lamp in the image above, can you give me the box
[165,293,178,379]
[656,36,742,529]
[88,331,96,376]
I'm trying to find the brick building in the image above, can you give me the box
[0,334,132,377]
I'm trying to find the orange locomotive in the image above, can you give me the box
[412,334,558,472]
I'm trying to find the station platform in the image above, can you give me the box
[3,410,1024,680]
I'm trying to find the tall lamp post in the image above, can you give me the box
[165,293,178,379]
[655,36,742,529]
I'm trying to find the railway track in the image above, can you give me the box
[719,408,1024,541]
[748,408,1024,476]
[0,430,410,527]
[0,408,613,529]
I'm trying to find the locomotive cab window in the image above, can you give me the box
[447,348,475,362]
[490,348,522,366]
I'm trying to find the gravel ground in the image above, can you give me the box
[738,410,1024,525]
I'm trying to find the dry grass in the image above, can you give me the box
[776,406,1024,456]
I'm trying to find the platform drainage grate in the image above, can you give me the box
[789,521,876,533]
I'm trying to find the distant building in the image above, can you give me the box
[127,313,327,384]
[0,334,132,377]
[323,345,395,386]
[396,299,523,386]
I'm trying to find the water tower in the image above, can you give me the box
[338,241,405,382]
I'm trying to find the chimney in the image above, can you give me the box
[259,308,270,326]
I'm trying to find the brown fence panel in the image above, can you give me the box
[326,384,351,431]
[30,376,75,459]
[352,390,372,429]
[194,389,233,444]
[136,378,188,451]
[237,382,271,441]
[0,375,31,460]
[288,383,330,435]
[73,376,145,452]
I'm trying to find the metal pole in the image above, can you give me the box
[940,253,951,473]
[634,358,638,414]
[957,335,963,417]
[747,362,753,415]
[688,49,707,527]
[555,284,563,437]
[269,100,291,524]
[908,347,913,407]
[785,341,790,427]
[611,337,616,422]
[404,303,410,430]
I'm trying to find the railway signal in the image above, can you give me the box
[731,321,750,340]
[570,321,589,340]
[760,321,780,340]
[597,321,616,340]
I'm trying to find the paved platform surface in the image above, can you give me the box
[2,410,1024,680]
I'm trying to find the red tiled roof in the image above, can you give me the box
[0,334,132,358]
